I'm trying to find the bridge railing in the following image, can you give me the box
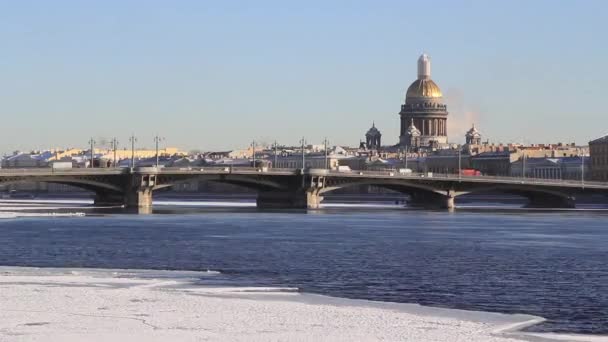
[318,169,608,187]
[1,166,606,188]
[0,167,127,175]
[158,166,298,174]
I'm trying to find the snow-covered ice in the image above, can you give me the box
[0,267,604,342]
[0,212,85,219]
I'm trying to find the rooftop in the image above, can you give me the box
[590,135,608,144]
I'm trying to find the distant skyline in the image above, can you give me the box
[1,0,607,154]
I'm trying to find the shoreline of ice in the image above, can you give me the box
[0,266,604,342]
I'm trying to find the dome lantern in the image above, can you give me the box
[417,53,431,80]
[406,54,442,100]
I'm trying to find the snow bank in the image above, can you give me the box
[1,267,603,342]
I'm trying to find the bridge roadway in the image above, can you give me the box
[0,167,607,210]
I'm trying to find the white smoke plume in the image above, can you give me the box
[444,88,482,144]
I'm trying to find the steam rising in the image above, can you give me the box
[444,88,481,143]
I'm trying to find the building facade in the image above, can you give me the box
[470,151,516,176]
[272,154,341,169]
[510,157,589,180]
[399,54,448,149]
[589,135,608,181]
[1,152,51,168]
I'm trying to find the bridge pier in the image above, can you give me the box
[93,189,153,210]
[408,191,455,210]
[123,172,157,209]
[445,195,455,210]
[256,190,323,209]
[124,188,153,208]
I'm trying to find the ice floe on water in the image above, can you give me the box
[154,200,255,207]
[0,199,92,217]
[0,266,605,342]
[0,212,85,218]
[0,199,92,205]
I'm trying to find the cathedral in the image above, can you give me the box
[363,54,481,151]
[399,54,449,149]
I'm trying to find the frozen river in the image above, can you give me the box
[0,200,607,340]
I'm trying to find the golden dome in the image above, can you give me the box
[406,79,442,99]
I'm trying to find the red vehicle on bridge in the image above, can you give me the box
[461,169,482,176]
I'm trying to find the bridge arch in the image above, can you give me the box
[454,184,575,208]
[0,177,125,194]
[319,179,446,196]
[318,179,454,208]
[152,174,287,193]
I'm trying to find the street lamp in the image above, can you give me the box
[300,137,306,169]
[251,140,256,167]
[323,137,329,170]
[110,138,119,168]
[154,135,165,168]
[129,134,137,169]
[88,138,96,168]
[273,141,278,168]
[522,152,526,181]
[458,145,462,181]
[581,152,585,187]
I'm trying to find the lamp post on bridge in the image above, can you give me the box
[251,140,256,167]
[154,135,165,168]
[300,137,306,169]
[581,151,585,187]
[273,141,278,168]
[129,134,137,169]
[88,138,96,168]
[458,145,462,181]
[522,151,526,182]
[110,138,118,168]
[323,137,329,170]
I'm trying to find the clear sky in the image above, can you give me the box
[1,0,606,153]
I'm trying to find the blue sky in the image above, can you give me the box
[1,0,606,152]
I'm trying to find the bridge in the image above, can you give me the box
[1,167,607,210]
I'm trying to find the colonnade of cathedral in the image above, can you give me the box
[403,118,447,136]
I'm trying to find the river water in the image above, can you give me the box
[0,203,606,335]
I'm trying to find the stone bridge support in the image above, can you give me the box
[256,175,324,209]
[125,187,153,208]
[125,173,156,208]
[256,189,323,209]
[408,190,455,209]
[93,172,156,209]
